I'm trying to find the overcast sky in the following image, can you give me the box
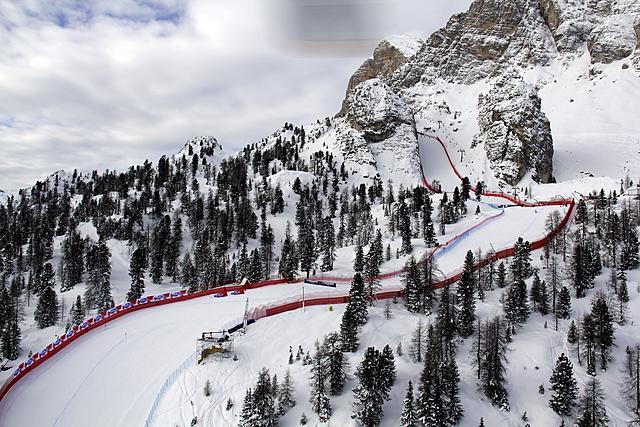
[0,0,471,191]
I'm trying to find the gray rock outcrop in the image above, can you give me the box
[472,73,554,185]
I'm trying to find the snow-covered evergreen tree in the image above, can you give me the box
[353,346,393,427]
[400,381,417,427]
[309,350,331,422]
[457,250,476,337]
[276,369,295,416]
[549,353,578,416]
[70,295,85,326]
[403,256,422,313]
[126,247,146,302]
[35,284,59,328]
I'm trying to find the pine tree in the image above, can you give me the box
[622,344,640,422]
[575,376,608,427]
[260,222,275,278]
[279,223,298,281]
[504,278,529,325]
[239,388,254,427]
[251,368,278,427]
[297,213,316,279]
[61,219,84,292]
[589,292,615,370]
[126,248,146,301]
[381,344,397,390]
[348,273,369,326]
[364,246,381,302]
[35,285,59,328]
[416,331,446,426]
[556,286,572,319]
[339,305,359,352]
[70,295,85,326]
[400,381,417,427]
[354,241,365,272]
[399,199,412,254]
[457,250,477,336]
[530,272,550,315]
[403,256,422,313]
[383,299,392,320]
[422,195,436,247]
[567,321,578,344]
[549,353,578,415]
[165,215,182,281]
[441,358,464,424]
[496,261,507,288]
[150,215,170,284]
[85,239,112,311]
[179,252,197,292]
[309,350,331,422]
[320,217,336,272]
[436,284,458,359]
[477,317,509,410]
[409,319,428,363]
[511,237,532,282]
[1,311,21,360]
[277,369,296,415]
[353,347,393,427]
[323,332,349,395]
[421,255,438,314]
[617,269,629,303]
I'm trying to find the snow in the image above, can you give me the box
[0,194,570,426]
[383,34,424,57]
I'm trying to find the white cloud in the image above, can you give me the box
[0,0,471,191]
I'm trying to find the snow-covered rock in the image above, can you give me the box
[339,79,422,185]
[345,79,414,142]
[473,73,554,185]
[588,15,638,63]
[391,0,557,87]
[337,35,423,116]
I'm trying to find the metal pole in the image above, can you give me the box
[302,287,305,312]
[242,298,249,333]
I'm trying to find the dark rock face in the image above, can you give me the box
[473,73,554,185]
[337,38,422,117]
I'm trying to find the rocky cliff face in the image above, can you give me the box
[472,73,554,185]
[337,35,423,117]
[538,0,639,63]
[338,79,422,184]
[391,0,557,87]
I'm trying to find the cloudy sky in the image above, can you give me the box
[0,0,471,191]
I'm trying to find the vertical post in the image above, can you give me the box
[302,287,305,312]
[242,298,249,333]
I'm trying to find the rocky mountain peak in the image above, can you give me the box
[337,35,423,117]
[390,0,556,87]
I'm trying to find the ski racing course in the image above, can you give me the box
[0,135,575,427]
